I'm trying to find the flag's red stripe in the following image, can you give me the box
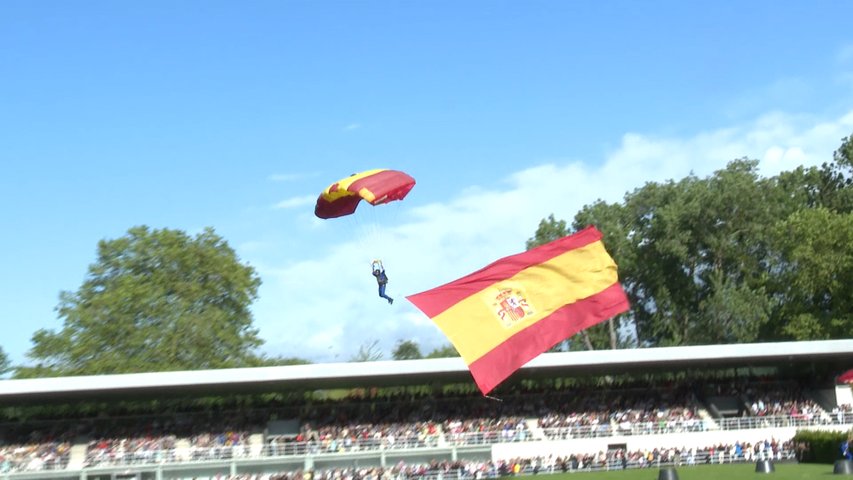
[406,226,603,318]
[467,282,630,394]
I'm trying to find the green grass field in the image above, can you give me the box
[538,463,835,479]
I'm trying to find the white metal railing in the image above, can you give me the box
[264,435,443,457]
[0,446,800,480]
[209,447,800,480]
[539,412,853,440]
[715,412,848,430]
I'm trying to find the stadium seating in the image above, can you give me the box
[0,378,845,477]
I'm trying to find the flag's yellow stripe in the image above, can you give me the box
[432,240,619,363]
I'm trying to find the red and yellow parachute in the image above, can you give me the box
[315,169,416,219]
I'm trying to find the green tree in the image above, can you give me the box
[767,208,853,340]
[18,226,263,378]
[425,344,459,358]
[694,271,771,343]
[253,355,312,366]
[525,214,568,251]
[823,133,853,213]
[392,340,423,360]
[0,346,10,377]
[608,160,785,346]
[350,340,383,362]
[761,135,852,340]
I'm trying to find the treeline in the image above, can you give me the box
[529,134,852,351]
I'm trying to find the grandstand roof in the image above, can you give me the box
[1,339,851,403]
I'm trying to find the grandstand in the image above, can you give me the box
[0,339,851,480]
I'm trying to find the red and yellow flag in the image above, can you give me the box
[406,226,630,394]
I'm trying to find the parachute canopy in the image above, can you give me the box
[315,169,416,219]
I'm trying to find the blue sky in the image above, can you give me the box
[2,1,853,368]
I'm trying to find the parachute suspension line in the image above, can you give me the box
[313,168,416,267]
[349,208,376,264]
[348,205,383,265]
[361,198,401,265]
[387,197,403,232]
[381,199,404,266]
[363,218,383,263]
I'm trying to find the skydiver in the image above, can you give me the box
[371,260,394,305]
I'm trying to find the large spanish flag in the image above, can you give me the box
[406,226,630,394]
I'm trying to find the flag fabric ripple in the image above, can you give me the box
[406,226,630,394]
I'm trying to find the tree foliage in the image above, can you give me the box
[767,208,853,340]
[530,133,853,348]
[0,346,10,377]
[253,355,312,366]
[425,344,460,358]
[18,226,263,377]
[616,159,784,346]
[350,340,383,362]
[525,214,568,251]
[392,340,423,360]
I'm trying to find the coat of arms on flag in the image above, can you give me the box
[490,286,534,327]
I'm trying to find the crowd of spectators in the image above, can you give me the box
[76,411,255,467]
[189,430,252,461]
[264,392,446,455]
[204,437,798,480]
[276,420,441,455]
[832,404,853,424]
[253,380,818,452]
[0,440,71,473]
[435,392,533,445]
[0,426,73,473]
[742,382,825,421]
[84,435,177,467]
[537,384,701,439]
[0,377,844,473]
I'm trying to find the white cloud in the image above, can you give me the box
[250,109,853,363]
[273,195,316,210]
[343,123,361,131]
